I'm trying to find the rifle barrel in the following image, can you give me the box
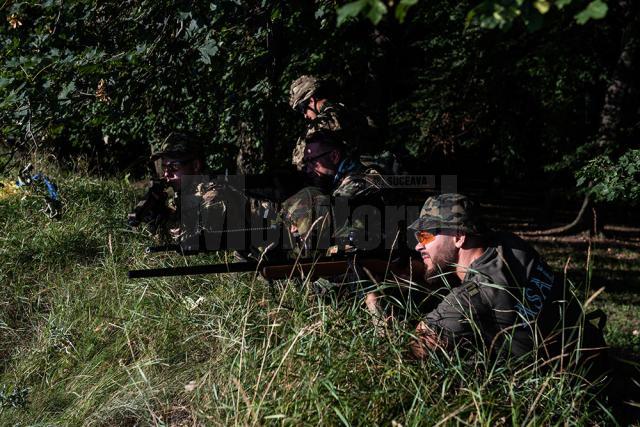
[128,261,261,279]
[128,256,404,280]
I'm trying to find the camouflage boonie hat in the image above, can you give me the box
[408,194,487,234]
[150,132,202,160]
[280,187,330,235]
[289,75,321,111]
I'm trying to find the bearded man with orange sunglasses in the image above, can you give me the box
[409,194,607,369]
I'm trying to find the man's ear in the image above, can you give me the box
[453,234,466,249]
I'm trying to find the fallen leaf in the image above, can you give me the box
[8,15,22,29]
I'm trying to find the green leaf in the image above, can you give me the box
[465,8,477,28]
[185,19,199,38]
[315,4,328,19]
[366,0,388,25]
[575,0,608,25]
[198,39,218,65]
[395,0,418,23]
[0,77,14,89]
[555,0,573,9]
[533,0,550,14]
[336,0,367,27]
[57,81,76,100]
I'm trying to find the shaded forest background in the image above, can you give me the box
[1,0,638,211]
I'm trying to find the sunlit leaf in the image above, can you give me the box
[575,0,608,25]
[7,14,22,29]
[336,0,367,26]
[534,0,551,14]
[366,0,388,25]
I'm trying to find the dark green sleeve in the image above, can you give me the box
[424,282,487,351]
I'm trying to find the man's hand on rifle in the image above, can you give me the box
[127,178,170,229]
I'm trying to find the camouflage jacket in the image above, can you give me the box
[278,157,394,256]
[188,180,279,252]
[331,157,389,199]
[132,175,276,252]
[329,158,391,249]
[143,181,222,247]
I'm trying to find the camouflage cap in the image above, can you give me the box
[280,186,330,235]
[408,194,487,234]
[150,132,202,160]
[289,75,321,110]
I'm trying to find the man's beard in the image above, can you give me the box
[422,242,458,287]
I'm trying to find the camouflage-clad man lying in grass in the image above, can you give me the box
[409,194,607,371]
[129,132,247,250]
[129,132,209,241]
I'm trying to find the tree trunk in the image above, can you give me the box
[521,194,590,236]
[262,1,286,170]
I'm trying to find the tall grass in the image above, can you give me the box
[0,172,632,425]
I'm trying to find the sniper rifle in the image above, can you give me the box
[128,252,423,282]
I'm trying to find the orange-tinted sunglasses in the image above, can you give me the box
[415,231,436,245]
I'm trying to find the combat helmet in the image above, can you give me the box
[150,132,202,161]
[289,75,322,112]
[280,186,331,236]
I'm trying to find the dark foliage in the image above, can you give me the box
[1,0,637,199]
